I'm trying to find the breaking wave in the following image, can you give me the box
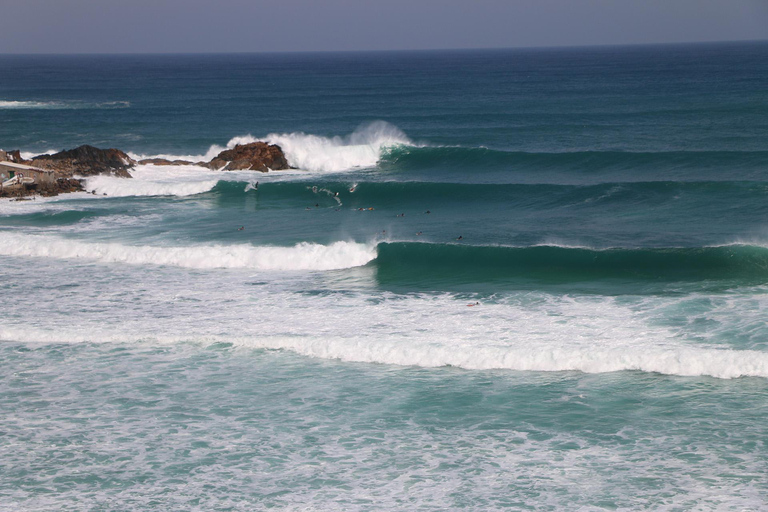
[128,121,414,172]
[0,233,376,271]
[0,100,130,110]
[2,327,767,380]
[236,338,768,379]
[264,121,413,172]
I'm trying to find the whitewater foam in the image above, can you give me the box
[0,100,129,110]
[2,249,766,380]
[265,121,413,172]
[84,169,220,198]
[0,233,376,271]
[127,121,414,173]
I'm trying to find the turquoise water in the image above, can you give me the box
[1,42,768,510]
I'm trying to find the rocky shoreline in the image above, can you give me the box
[0,141,290,198]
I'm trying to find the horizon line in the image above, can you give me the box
[1,38,766,57]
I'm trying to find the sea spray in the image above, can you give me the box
[264,121,414,172]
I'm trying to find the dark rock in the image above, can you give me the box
[32,145,136,177]
[206,142,289,172]
[0,149,28,164]
[138,158,194,166]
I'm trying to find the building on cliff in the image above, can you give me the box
[0,161,55,187]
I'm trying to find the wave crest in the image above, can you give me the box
[265,121,413,172]
[0,100,130,110]
[0,233,376,271]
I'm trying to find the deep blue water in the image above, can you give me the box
[1,42,768,510]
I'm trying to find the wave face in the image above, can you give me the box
[0,233,375,271]
[209,178,768,205]
[375,242,768,284]
[380,146,768,183]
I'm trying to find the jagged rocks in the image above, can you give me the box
[32,145,136,177]
[137,158,196,166]
[206,142,289,172]
[0,149,27,164]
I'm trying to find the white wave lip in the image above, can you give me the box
[265,121,413,172]
[0,233,376,271]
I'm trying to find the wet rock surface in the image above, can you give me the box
[206,142,290,172]
[32,145,137,178]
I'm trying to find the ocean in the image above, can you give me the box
[1,42,767,510]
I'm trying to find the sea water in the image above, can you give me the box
[1,42,768,510]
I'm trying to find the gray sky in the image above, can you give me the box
[1,0,766,53]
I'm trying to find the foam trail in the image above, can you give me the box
[235,338,768,379]
[1,324,765,379]
[83,163,234,197]
[0,233,376,271]
[84,173,219,197]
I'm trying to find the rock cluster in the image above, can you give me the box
[138,142,290,172]
[206,142,290,172]
[137,158,196,166]
[32,145,136,178]
[1,141,290,198]
[0,149,25,163]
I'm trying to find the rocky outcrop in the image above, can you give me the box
[0,176,85,198]
[138,158,196,166]
[206,142,289,172]
[32,145,136,178]
[1,141,291,200]
[0,149,27,164]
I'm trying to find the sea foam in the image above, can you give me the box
[0,233,376,271]
[84,170,220,197]
[0,100,129,110]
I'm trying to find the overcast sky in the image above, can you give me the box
[1,0,766,54]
